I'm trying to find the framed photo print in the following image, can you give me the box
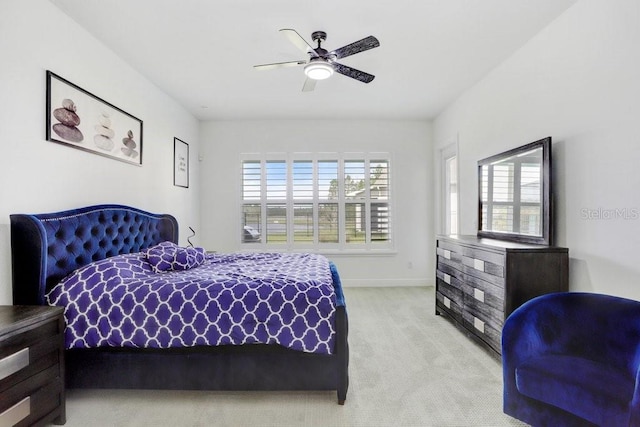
[174,137,189,188]
[46,70,143,166]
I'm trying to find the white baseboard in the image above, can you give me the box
[341,278,434,287]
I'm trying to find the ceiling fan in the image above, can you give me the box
[254,29,380,92]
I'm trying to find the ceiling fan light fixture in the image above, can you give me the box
[304,61,334,80]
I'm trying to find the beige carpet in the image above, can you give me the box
[57,287,527,427]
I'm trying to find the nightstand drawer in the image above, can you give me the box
[1,367,63,426]
[0,322,61,393]
[0,347,28,381]
[0,306,65,425]
[0,396,29,426]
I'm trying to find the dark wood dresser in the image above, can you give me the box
[0,306,65,426]
[435,235,568,358]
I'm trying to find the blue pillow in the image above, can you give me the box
[144,241,206,272]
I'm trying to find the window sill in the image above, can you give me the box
[238,246,397,257]
[315,249,397,257]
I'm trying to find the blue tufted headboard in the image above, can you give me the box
[10,204,178,305]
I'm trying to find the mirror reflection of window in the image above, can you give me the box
[492,163,514,203]
[480,147,542,236]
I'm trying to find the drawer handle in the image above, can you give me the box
[444,273,451,284]
[473,317,485,333]
[474,288,485,303]
[443,249,451,260]
[473,259,485,271]
[0,396,30,426]
[444,296,451,309]
[0,347,29,381]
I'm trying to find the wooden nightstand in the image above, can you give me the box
[0,306,65,426]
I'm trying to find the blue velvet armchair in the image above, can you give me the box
[502,292,640,427]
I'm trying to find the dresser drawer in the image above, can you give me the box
[461,306,502,353]
[461,275,504,308]
[459,244,505,268]
[436,268,463,290]
[437,251,462,268]
[436,240,464,259]
[463,294,504,328]
[436,290,463,323]
[462,258,504,286]
[437,273,463,302]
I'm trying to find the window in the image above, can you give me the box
[441,143,458,235]
[241,154,392,250]
[444,155,458,235]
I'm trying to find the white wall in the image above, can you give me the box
[434,0,640,299]
[199,120,433,287]
[0,0,201,304]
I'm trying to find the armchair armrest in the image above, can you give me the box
[502,293,560,414]
[629,364,640,425]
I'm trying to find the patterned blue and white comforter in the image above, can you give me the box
[46,249,337,354]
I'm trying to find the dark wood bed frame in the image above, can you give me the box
[10,204,349,404]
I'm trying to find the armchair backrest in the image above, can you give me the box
[523,292,640,377]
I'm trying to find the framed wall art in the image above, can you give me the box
[46,70,143,166]
[174,137,189,188]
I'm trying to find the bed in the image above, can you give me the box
[10,204,349,404]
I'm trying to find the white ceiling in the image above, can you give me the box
[50,0,577,121]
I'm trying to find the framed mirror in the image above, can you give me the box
[477,137,552,245]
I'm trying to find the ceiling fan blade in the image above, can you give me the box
[254,60,307,71]
[333,62,375,83]
[330,36,380,60]
[279,29,319,57]
[302,77,317,92]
